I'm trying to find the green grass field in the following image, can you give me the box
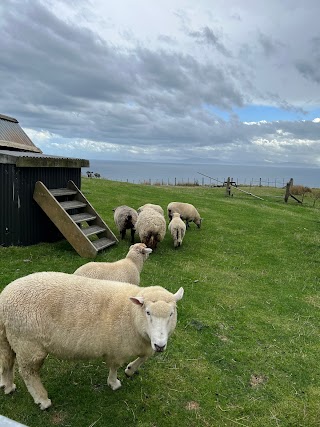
[0,179,319,427]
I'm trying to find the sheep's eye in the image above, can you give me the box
[146,310,151,316]
[170,312,174,317]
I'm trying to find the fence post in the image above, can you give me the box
[175,177,176,186]
[284,178,293,202]
[225,177,231,196]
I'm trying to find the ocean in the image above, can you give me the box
[82,160,320,188]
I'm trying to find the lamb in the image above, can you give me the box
[0,272,184,410]
[73,243,152,285]
[137,203,164,216]
[113,205,138,243]
[135,207,166,250]
[168,213,186,248]
[167,202,202,229]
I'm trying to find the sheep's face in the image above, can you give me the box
[195,218,202,228]
[130,287,184,352]
[172,212,181,219]
[130,243,152,260]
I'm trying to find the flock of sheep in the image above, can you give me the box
[0,201,201,411]
[114,201,202,249]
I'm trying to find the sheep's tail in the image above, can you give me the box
[176,229,182,247]
[145,232,159,250]
[0,317,16,393]
[124,214,134,229]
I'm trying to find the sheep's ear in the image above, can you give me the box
[173,287,184,301]
[143,248,153,254]
[130,296,144,306]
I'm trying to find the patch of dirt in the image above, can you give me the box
[185,401,200,411]
[51,411,67,425]
[250,374,268,387]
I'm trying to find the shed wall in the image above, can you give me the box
[1,165,81,246]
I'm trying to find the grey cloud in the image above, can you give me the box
[157,34,177,45]
[0,0,245,141]
[1,0,320,167]
[188,26,231,57]
[257,32,283,58]
[296,62,320,84]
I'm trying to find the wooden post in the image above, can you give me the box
[284,178,293,203]
[225,177,231,196]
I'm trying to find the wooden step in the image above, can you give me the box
[70,213,97,223]
[82,225,106,237]
[34,180,118,258]
[92,237,115,251]
[60,201,87,210]
[50,188,78,197]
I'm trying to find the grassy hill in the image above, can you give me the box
[0,179,319,427]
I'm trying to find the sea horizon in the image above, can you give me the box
[82,159,320,188]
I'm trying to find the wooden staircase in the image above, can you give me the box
[33,180,118,258]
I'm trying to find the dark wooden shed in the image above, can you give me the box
[1,113,118,257]
[0,113,90,247]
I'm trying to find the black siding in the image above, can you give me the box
[1,165,81,246]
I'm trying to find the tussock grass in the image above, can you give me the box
[0,179,320,426]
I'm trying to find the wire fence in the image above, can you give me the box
[83,170,288,188]
[84,175,288,188]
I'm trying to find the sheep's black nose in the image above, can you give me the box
[155,344,165,352]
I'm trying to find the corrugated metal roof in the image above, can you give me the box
[0,114,42,153]
[0,149,89,168]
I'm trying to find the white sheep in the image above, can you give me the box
[73,243,152,285]
[168,213,186,248]
[137,203,164,216]
[135,207,166,250]
[167,202,202,229]
[0,272,184,410]
[113,205,138,243]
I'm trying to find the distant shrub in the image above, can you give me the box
[291,185,312,203]
[176,180,200,187]
[310,188,320,207]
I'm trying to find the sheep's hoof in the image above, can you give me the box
[125,365,139,377]
[107,378,121,391]
[2,383,16,394]
[38,398,52,410]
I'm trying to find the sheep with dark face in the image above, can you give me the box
[113,205,138,243]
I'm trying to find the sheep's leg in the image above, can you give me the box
[121,229,126,240]
[107,366,121,390]
[16,346,51,410]
[0,328,16,394]
[185,220,190,229]
[125,356,148,377]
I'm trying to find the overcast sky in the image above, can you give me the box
[1,0,320,166]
